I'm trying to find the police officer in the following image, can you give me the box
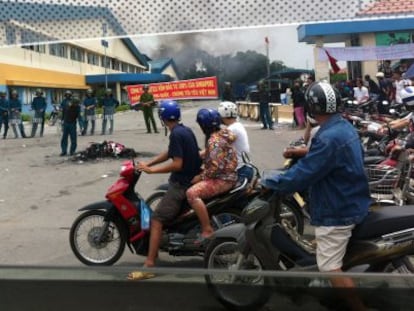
[139,84,159,133]
[31,88,47,137]
[60,90,72,111]
[83,88,97,135]
[101,88,119,135]
[60,96,80,156]
[0,91,9,139]
[9,89,27,138]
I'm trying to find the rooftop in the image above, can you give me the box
[357,0,414,16]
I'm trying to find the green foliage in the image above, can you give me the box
[330,72,348,84]
[21,114,31,122]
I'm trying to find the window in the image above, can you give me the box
[22,44,46,53]
[49,43,68,58]
[70,46,85,62]
[87,52,100,66]
[112,59,120,71]
[121,62,129,72]
[5,25,16,45]
[101,55,111,68]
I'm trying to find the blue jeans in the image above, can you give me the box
[61,122,77,155]
[259,102,273,129]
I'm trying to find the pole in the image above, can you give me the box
[102,23,108,89]
[266,37,270,91]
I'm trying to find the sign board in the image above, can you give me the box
[126,76,218,106]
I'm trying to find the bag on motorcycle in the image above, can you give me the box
[140,199,152,231]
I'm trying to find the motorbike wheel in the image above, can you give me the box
[280,199,305,235]
[204,238,271,311]
[146,191,165,210]
[69,210,126,266]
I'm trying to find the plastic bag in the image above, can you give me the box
[140,199,152,231]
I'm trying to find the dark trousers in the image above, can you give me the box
[31,110,45,137]
[143,107,158,133]
[61,122,77,155]
[259,102,273,129]
[0,114,9,138]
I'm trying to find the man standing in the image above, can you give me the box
[257,80,273,130]
[60,96,80,156]
[31,89,47,137]
[139,84,159,134]
[83,88,97,135]
[127,100,201,280]
[262,82,371,311]
[0,91,9,139]
[9,89,27,138]
[101,88,118,135]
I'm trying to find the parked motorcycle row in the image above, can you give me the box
[68,95,414,310]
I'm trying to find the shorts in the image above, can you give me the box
[314,224,355,272]
[151,182,187,225]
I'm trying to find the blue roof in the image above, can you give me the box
[86,73,172,84]
[0,1,148,68]
[298,17,414,44]
[148,58,178,75]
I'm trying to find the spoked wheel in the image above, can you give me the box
[280,199,304,235]
[204,238,271,311]
[69,210,126,266]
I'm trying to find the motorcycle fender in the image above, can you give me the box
[213,223,246,240]
[78,200,113,211]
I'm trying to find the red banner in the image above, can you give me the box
[126,76,219,105]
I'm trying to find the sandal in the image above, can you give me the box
[193,233,213,247]
[127,271,156,281]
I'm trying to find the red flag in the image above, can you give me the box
[324,49,340,74]
[265,37,269,44]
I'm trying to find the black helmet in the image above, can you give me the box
[305,82,341,116]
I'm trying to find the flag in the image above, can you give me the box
[265,37,269,44]
[324,49,340,74]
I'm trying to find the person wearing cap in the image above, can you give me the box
[83,88,97,135]
[139,84,159,134]
[30,89,47,137]
[0,91,9,139]
[8,89,27,138]
[101,88,119,135]
[60,96,81,156]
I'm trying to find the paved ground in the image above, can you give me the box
[0,100,301,267]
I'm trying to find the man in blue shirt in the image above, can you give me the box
[101,88,119,135]
[262,81,370,310]
[0,91,9,139]
[128,100,201,279]
[9,90,27,138]
[83,88,97,135]
[31,89,47,137]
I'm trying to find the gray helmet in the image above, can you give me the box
[86,88,93,95]
[64,90,72,97]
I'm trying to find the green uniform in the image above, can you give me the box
[140,92,158,133]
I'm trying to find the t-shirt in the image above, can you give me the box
[227,121,250,169]
[353,86,369,103]
[168,124,202,186]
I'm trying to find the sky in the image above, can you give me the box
[132,25,319,70]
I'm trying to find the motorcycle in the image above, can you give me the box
[204,173,414,310]
[48,104,61,126]
[69,159,255,265]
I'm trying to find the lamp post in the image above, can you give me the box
[102,23,108,89]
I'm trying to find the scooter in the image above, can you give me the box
[204,172,414,310]
[69,159,255,266]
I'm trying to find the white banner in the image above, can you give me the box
[318,44,414,61]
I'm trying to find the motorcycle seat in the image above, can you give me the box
[352,205,414,240]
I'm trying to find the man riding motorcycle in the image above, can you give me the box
[262,81,371,311]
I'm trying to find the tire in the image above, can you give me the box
[146,191,165,211]
[69,210,126,266]
[204,238,271,311]
[280,198,305,235]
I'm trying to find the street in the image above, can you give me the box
[0,100,299,267]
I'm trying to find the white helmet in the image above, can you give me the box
[218,101,238,118]
[376,72,385,78]
[401,86,414,110]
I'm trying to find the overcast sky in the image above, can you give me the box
[132,25,320,70]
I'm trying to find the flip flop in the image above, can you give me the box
[193,234,213,247]
[127,271,156,281]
